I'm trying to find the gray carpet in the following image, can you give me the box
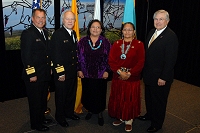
[0,80,200,133]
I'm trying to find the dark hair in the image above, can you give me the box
[32,9,46,17]
[122,22,135,30]
[120,22,135,38]
[87,19,105,36]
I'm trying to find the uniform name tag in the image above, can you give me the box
[36,39,41,41]
[63,40,68,43]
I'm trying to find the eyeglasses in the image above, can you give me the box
[122,29,134,32]
[65,18,75,21]
[91,26,101,29]
[154,18,166,21]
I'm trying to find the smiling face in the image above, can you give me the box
[154,12,169,31]
[62,11,75,30]
[32,10,46,30]
[89,22,102,37]
[122,23,136,39]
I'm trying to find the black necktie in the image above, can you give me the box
[71,31,73,37]
[71,31,74,42]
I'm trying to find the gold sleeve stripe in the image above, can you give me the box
[55,65,65,73]
[26,67,35,75]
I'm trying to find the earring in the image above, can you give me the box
[133,33,136,39]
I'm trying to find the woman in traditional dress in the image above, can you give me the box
[108,22,145,132]
[77,19,111,126]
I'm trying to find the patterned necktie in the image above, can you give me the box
[41,30,46,40]
[148,31,157,47]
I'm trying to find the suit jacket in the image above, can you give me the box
[143,27,179,86]
[20,24,51,82]
[50,26,78,79]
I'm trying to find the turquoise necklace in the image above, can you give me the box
[88,40,102,50]
[120,39,132,59]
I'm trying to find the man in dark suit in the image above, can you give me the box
[20,9,52,131]
[138,10,179,132]
[50,10,80,127]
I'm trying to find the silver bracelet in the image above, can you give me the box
[117,70,121,75]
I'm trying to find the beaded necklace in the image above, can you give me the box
[120,39,132,59]
[88,40,102,50]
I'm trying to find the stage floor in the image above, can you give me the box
[0,80,200,133]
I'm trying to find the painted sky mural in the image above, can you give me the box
[3,0,54,31]
[2,0,125,50]
[3,0,125,30]
[60,0,125,30]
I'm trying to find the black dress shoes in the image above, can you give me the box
[43,118,53,124]
[57,120,69,127]
[85,112,92,120]
[147,126,160,132]
[32,125,49,132]
[98,117,104,126]
[67,114,80,120]
[138,115,150,121]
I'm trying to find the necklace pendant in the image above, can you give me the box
[120,54,126,59]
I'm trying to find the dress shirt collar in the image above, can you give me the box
[155,26,167,37]
[63,25,72,35]
[33,24,43,33]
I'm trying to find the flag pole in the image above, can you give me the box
[40,0,42,9]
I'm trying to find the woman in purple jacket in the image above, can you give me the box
[77,19,111,126]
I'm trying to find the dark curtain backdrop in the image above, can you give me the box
[136,0,200,86]
[0,0,6,101]
[0,0,26,101]
[1,0,200,102]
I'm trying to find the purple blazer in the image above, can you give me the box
[77,35,111,79]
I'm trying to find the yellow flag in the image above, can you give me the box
[71,0,80,41]
[71,0,82,113]
[75,77,83,113]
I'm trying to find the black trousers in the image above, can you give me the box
[54,78,77,122]
[145,83,171,129]
[81,78,107,114]
[25,81,49,129]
